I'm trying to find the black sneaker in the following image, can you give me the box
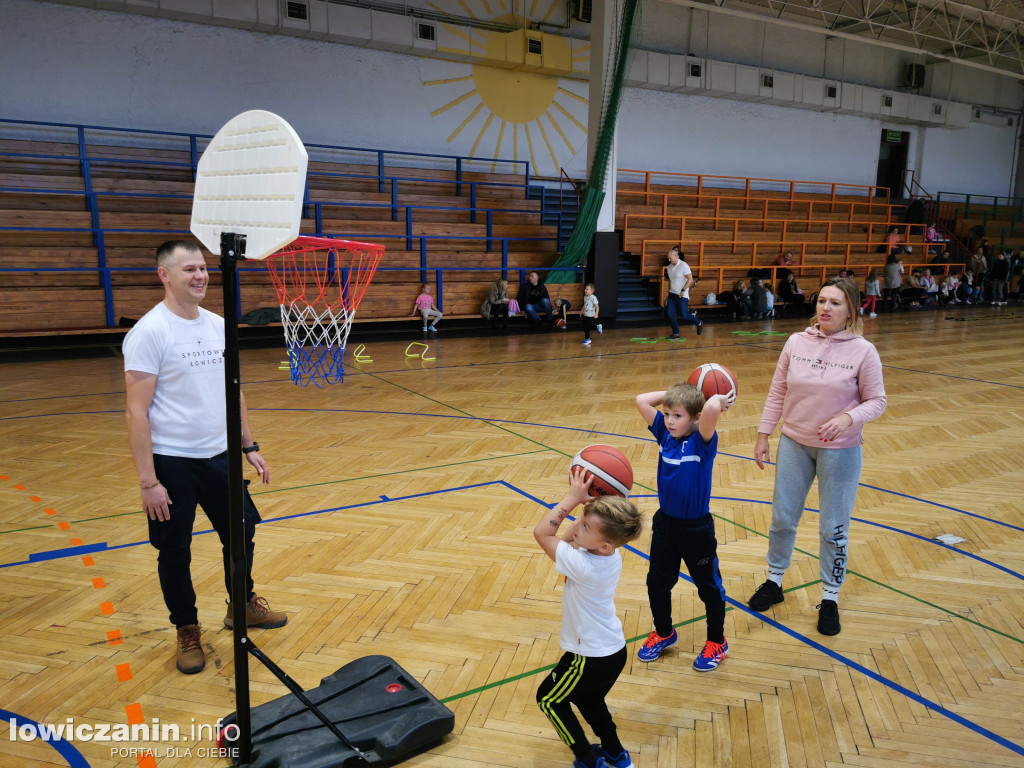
[748,580,784,612]
[817,600,841,635]
[695,319,704,336]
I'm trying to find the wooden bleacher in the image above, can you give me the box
[0,131,581,335]
[613,171,943,307]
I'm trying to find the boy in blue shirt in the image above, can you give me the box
[635,383,734,671]
[534,468,643,768]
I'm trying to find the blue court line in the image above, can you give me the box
[531,495,1024,756]
[0,708,90,768]
[711,495,1024,583]
[4,482,1022,756]
[28,542,107,562]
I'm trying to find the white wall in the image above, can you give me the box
[614,89,881,187]
[0,0,1016,196]
[917,122,1018,198]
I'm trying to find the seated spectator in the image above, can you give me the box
[884,226,911,256]
[749,276,768,320]
[777,271,806,307]
[720,279,754,319]
[900,269,927,307]
[919,268,939,306]
[481,278,511,328]
[775,252,794,282]
[925,222,945,254]
[931,248,951,266]
[764,282,775,318]
[519,271,553,326]
[957,271,982,304]
[939,274,959,306]
[883,253,904,311]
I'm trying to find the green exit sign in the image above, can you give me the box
[885,130,903,143]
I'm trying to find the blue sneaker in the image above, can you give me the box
[600,748,633,768]
[637,629,677,662]
[572,744,604,768]
[692,638,728,672]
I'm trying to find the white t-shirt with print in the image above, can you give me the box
[555,540,626,657]
[123,302,227,458]
[666,260,692,299]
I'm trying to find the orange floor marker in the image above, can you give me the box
[14,484,25,490]
[107,630,123,645]
[71,538,83,546]
[0,475,8,481]
[58,521,71,530]
[93,577,105,589]
[100,601,114,615]
[30,495,41,502]
[125,702,145,725]
[116,663,133,682]
[138,752,158,768]
[45,508,56,515]
[82,556,95,566]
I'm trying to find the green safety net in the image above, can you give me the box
[546,0,640,284]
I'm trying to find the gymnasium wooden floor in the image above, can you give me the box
[1,306,1023,768]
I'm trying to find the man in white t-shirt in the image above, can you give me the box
[124,241,286,675]
[665,246,703,339]
[532,469,643,768]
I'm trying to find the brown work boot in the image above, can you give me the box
[175,624,205,674]
[224,594,287,630]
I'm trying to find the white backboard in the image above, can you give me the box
[190,110,308,261]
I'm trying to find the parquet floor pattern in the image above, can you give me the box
[1,308,1022,768]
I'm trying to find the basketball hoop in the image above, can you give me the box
[266,236,384,387]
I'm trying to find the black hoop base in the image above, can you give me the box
[219,654,455,767]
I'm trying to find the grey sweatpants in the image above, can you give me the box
[767,434,863,601]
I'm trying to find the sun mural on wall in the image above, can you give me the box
[421,0,590,177]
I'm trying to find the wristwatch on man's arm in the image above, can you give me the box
[242,442,260,454]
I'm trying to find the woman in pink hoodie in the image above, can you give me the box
[746,277,887,636]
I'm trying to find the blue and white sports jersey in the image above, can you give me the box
[649,410,718,519]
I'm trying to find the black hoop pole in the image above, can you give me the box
[220,232,252,766]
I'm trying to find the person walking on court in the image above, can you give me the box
[747,277,886,635]
[581,283,600,346]
[534,467,642,768]
[664,246,703,339]
[124,240,286,675]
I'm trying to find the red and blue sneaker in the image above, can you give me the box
[692,638,729,672]
[637,629,678,662]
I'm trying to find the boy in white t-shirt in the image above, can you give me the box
[533,469,643,768]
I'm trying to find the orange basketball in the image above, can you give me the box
[688,363,738,399]
[570,445,633,497]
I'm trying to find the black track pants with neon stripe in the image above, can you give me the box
[536,646,626,759]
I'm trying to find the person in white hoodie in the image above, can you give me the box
[746,276,887,636]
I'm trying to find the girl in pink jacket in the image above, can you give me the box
[747,277,887,636]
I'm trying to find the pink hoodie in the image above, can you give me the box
[758,326,887,449]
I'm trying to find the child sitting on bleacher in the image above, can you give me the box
[764,283,775,319]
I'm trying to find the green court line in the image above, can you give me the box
[0,524,55,534]
[0,450,550,532]
[441,581,821,704]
